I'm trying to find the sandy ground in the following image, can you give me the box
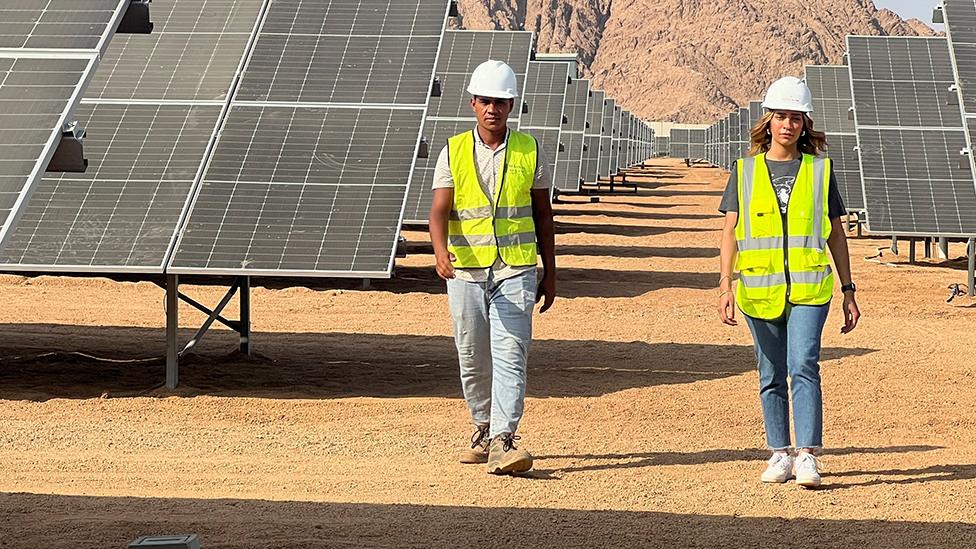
[1,159,975,547]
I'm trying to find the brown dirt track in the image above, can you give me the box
[1,159,975,547]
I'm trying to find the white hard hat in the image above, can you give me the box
[467,60,519,99]
[761,76,814,113]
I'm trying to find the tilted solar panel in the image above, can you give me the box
[552,78,588,192]
[0,0,264,273]
[169,0,451,276]
[805,64,863,211]
[849,36,976,236]
[519,61,570,187]
[401,29,533,224]
[600,97,615,178]
[581,89,604,183]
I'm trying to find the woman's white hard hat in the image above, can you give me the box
[761,76,814,113]
[467,60,519,99]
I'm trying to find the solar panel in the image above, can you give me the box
[426,30,532,119]
[519,61,569,186]
[581,89,604,183]
[600,97,615,178]
[849,35,976,236]
[402,29,533,224]
[0,0,265,273]
[805,64,864,211]
[169,0,451,276]
[941,0,976,227]
[552,78,588,192]
[670,128,690,159]
[1,0,128,52]
[738,107,750,157]
[617,110,630,169]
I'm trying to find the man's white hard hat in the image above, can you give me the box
[467,60,519,99]
[761,76,814,114]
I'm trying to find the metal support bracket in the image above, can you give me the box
[161,275,252,388]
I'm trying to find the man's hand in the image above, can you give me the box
[841,293,860,334]
[435,251,456,280]
[536,271,556,313]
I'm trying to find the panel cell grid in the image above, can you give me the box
[849,36,976,235]
[581,89,604,183]
[171,106,424,273]
[0,0,124,50]
[236,0,446,105]
[600,97,615,178]
[806,64,862,210]
[427,30,532,118]
[88,0,264,101]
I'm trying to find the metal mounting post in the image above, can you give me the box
[924,238,932,259]
[939,237,950,260]
[969,238,975,297]
[891,236,899,256]
[908,238,917,264]
[240,276,252,356]
[166,274,179,389]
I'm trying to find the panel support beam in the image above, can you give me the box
[166,274,179,389]
[158,276,253,388]
[969,238,975,298]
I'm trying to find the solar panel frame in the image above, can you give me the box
[169,0,452,277]
[848,35,976,236]
[551,78,589,192]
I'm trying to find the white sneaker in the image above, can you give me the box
[794,452,822,488]
[760,453,794,483]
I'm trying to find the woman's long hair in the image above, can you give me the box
[748,111,828,157]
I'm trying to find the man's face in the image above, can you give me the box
[470,95,513,132]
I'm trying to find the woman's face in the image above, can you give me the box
[769,110,805,148]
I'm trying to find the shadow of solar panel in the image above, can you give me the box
[171,106,423,274]
[0,0,125,50]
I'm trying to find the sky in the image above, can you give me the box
[873,0,941,27]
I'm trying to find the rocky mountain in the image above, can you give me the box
[454,0,937,123]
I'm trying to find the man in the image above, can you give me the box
[428,59,556,475]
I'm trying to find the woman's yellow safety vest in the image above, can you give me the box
[447,129,538,269]
[735,153,834,320]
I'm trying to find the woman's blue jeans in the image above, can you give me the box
[744,303,830,450]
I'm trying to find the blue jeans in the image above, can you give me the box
[447,270,536,439]
[744,303,830,450]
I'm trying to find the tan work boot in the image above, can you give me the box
[486,433,533,474]
[459,425,490,464]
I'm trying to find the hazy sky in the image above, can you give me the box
[874,0,941,26]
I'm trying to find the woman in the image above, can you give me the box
[717,76,861,488]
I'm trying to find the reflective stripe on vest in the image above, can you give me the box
[447,129,539,269]
[734,152,834,320]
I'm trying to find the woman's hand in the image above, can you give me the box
[841,293,860,334]
[718,290,737,326]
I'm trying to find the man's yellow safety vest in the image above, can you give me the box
[735,153,834,319]
[447,129,538,269]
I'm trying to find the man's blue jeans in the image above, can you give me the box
[744,303,830,450]
[447,270,536,439]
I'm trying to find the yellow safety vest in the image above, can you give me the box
[735,153,834,319]
[447,129,538,268]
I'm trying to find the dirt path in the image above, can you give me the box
[1,159,975,547]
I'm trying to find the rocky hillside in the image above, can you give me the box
[454,0,937,122]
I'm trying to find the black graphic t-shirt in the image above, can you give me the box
[718,158,846,219]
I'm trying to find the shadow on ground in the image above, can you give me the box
[1,493,973,548]
[0,324,877,400]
